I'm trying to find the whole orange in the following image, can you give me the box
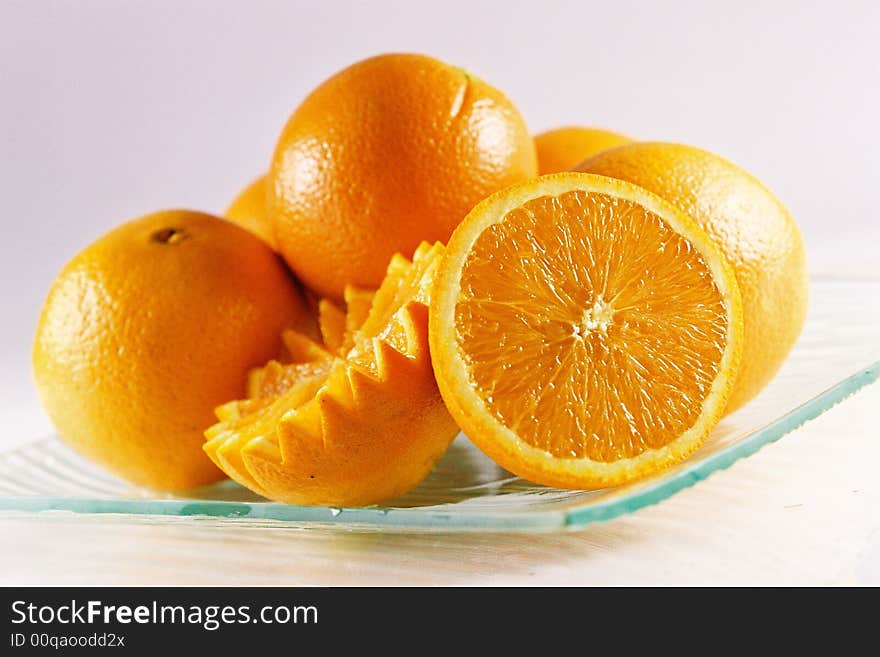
[33,210,314,491]
[225,174,276,250]
[577,143,808,413]
[534,126,631,174]
[269,53,538,300]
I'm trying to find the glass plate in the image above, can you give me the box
[1,281,877,532]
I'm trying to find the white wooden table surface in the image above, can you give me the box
[2,380,877,586]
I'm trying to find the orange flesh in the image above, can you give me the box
[455,191,728,461]
[249,360,334,400]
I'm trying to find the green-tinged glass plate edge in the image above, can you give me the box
[564,360,879,529]
[0,361,877,533]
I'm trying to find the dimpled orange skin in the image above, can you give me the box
[269,53,538,300]
[225,174,276,250]
[535,126,631,175]
[577,143,808,413]
[33,210,314,491]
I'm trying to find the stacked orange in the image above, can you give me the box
[33,52,807,504]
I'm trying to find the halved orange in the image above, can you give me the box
[429,173,744,489]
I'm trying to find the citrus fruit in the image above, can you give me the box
[534,126,631,174]
[225,174,275,249]
[204,243,459,506]
[430,173,743,489]
[33,210,314,491]
[269,52,538,300]
[576,142,808,412]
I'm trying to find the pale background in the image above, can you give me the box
[1,0,878,584]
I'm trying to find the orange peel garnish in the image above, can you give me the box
[204,242,459,506]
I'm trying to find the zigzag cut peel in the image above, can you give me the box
[204,242,459,506]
